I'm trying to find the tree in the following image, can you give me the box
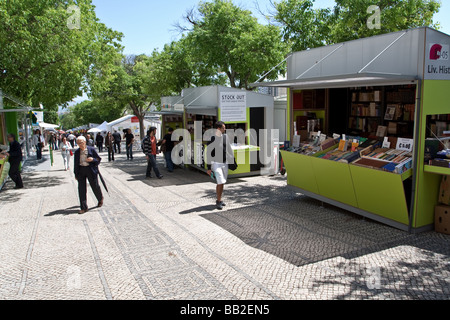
[329,0,441,43]
[271,0,441,51]
[0,0,123,113]
[180,0,289,89]
[271,0,332,51]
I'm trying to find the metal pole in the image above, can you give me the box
[408,80,422,234]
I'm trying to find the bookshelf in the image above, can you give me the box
[348,85,417,138]
[348,88,383,135]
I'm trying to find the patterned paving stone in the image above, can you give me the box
[0,151,448,300]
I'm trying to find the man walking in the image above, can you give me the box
[160,127,175,173]
[2,134,24,189]
[96,133,104,153]
[206,121,234,210]
[74,136,104,214]
[86,134,95,147]
[112,130,121,154]
[125,129,134,160]
[33,129,44,160]
[143,128,163,179]
[67,131,76,148]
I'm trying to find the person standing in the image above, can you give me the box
[112,130,121,154]
[105,132,115,162]
[32,129,44,160]
[2,134,24,189]
[73,136,104,214]
[67,132,76,148]
[60,136,73,171]
[125,129,134,161]
[206,121,234,210]
[86,134,95,147]
[143,128,163,179]
[96,133,104,153]
[160,127,175,173]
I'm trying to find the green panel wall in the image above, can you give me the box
[311,158,358,207]
[281,151,320,194]
[350,165,410,224]
[414,80,450,228]
[5,112,18,138]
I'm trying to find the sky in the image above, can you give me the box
[67,0,450,107]
[91,0,450,56]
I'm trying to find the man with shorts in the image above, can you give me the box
[206,121,234,210]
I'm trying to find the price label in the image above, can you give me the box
[396,138,414,152]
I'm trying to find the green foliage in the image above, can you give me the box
[59,98,124,130]
[0,0,123,111]
[182,0,289,89]
[272,0,441,51]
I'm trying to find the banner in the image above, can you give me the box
[219,92,247,122]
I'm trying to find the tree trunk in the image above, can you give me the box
[129,101,146,141]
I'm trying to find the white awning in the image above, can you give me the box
[39,122,59,129]
[251,73,418,90]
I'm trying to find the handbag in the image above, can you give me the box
[228,158,238,171]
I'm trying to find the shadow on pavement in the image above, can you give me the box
[108,153,247,188]
[199,183,450,298]
[45,206,80,217]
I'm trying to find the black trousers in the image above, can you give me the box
[113,141,121,154]
[77,166,103,210]
[107,147,115,162]
[97,142,103,153]
[9,160,23,188]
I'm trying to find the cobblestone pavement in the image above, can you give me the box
[0,149,449,300]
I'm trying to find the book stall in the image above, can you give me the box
[254,27,450,233]
[162,85,276,177]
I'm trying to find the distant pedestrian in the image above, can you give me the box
[96,133,104,153]
[1,134,24,189]
[86,134,94,147]
[160,127,175,172]
[60,136,73,171]
[206,121,234,210]
[32,129,44,160]
[125,129,134,160]
[73,136,104,215]
[143,128,163,179]
[112,130,121,154]
[67,132,76,148]
[105,132,115,162]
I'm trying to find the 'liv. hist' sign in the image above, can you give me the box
[426,42,450,80]
[219,92,247,122]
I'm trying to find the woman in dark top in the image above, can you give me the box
[3,134,24,189]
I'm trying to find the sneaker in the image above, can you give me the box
[220,201,226,207]
[158,175,163,179]
[216,201,224,210]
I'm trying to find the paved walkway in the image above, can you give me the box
[0,149,449,300]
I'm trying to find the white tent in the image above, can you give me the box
[95,121,109,132]
[107,115,161,140]
[39,122,59,129]
[87,128,102,133]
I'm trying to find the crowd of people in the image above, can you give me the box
[3,121,233,213]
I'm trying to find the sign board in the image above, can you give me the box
[33,111,44,124]
[131,116,139,123]
[174,104,184,112]
[219,92,247,122]
[425,30,450,80]
[396,138,414,152]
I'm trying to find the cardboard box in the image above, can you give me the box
[435,205,450,235]
[439,175,450,206]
